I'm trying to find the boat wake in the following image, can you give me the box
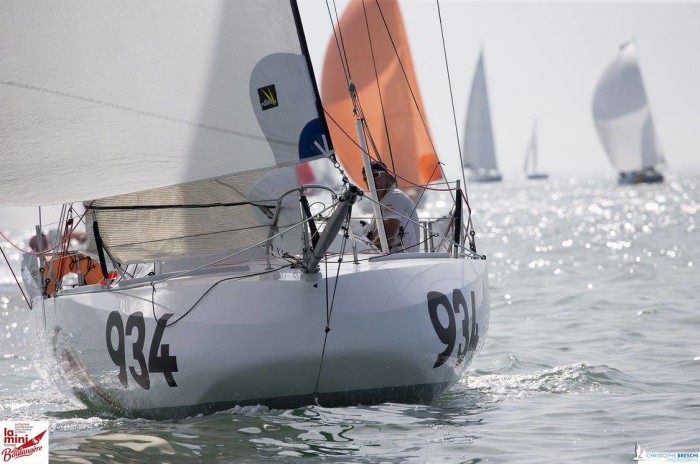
[459,361,634,404]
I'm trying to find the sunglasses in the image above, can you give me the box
[362,171,382,180]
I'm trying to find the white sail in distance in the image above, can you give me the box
[592,41,664,172]
[0,0,330,206]
[523,122,538,173]
[462,51,499,172]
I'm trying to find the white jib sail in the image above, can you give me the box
[0,0,330,206]
[462,51,498,172]
[592,41,663,172]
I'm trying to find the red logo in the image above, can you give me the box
[1,423,48,463]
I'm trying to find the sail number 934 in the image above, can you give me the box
[428,289,479,368]
[106,311,178,390]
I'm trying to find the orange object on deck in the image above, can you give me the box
[42,252,104,296]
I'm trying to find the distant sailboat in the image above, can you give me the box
[523,122,548,180]
[592,41,664,184]
[463,50,502,183]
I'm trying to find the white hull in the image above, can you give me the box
[36,253,489,417]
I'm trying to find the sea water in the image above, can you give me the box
[0,174,697,463]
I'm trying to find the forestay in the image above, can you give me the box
[0,0,330,206]
[592,41,664,172]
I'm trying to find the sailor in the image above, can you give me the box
[21,233,47,302]
[362,160,420,253]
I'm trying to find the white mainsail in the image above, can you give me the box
[0,1,329,206]
[462,51,500,174]
[592,41,664,173]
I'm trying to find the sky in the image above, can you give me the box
[297,0,700,181]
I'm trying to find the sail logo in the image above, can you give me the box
[258,85,278,110]
[1,421,48,463]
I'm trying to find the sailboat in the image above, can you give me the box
[463,50,502,183]
[592,41,665,184]
[523,122,549,180]
[0,0,489,418]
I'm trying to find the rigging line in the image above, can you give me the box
[90,223,272,249]
[434,0,476,247]
[313,210,351,401]
[361,0,397,177]
[325,0,385,171]
[358,100,387,167]
[0,247,32,310]
[435,0,468,196]
[138,198,342,285]
[0,202,92,256]
[461,189,477,252]
[327,213,350,316]
[373,0,440,165]
[407,161,445,222]
[323,109,368,156]
[321,104,386,176]
[361,192,476,255]
[344,70,384,171]
[89,201,276,211]
[325,0,353,87]
[324,250,331,327]
[323,1,385,176]
[323,109,453,193]
[323,107,454,191]
[323,108,453,191]
[57,204,68,254]
[60,218,71,259]
[61,206,74,258]
[213,178,255,200]
[353,97,384,170]
[321,108,383,175]
[151,263,293,328]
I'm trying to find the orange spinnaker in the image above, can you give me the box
[321,0,442,188]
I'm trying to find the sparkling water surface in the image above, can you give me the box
[1,174,697,463]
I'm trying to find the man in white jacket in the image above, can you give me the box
[362,160,419,253]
